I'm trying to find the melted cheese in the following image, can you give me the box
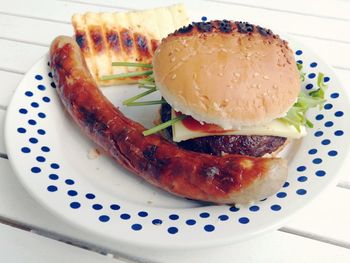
[172,110,306,142]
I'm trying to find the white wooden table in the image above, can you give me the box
[1,0,350,262]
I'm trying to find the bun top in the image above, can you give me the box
[152,21,300,129]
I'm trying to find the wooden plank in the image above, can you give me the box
[61,0,350,42]
[0,39,46,73]
[0,13,72,46]
[0,110,5,154]
[0,71,22,108]
[0,0,118,23]
[204,0,350,21]
[0,224,121,263]
[287,186,350,243]
[0,1,350,44]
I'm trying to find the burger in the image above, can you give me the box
[150,20,306,157]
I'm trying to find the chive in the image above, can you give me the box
[138,84,156,89]
[125,99,167,106]
[101,70,153,81]
[122,88,156,105]
[112,62,153,68]
[138,79,156,85]
[143,115,186,136]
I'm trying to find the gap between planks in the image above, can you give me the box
[280,226,350,250]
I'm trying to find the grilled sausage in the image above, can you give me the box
[49,36,287,204]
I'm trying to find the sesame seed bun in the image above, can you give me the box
[152,21,300,129]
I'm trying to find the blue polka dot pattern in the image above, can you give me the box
[25,91,33,97]
[249,205,260,212]
[99,215,110,222]
[324,76,330,82]
[271,205,281,211]
[17,127,26,133]
[152,219,162,225]
[138,211,148,217]
[328,150,338,156]
[308,73,316,79]
[29,137,38,144]
[21,147,30,153]
[308,149,317,155]
[120,213,131,220]
[310,62,317,67]
[335,111,344,117]
[315,114,324,120]
[316,170,326,177]
[28,119,36,125]
[200,212,210,218]
[168,227,178,234]
[298,176,308,182]
[41,146,50,152]
[92,204,103,210]
[19,108,28,114]
[110,204,120,210]
[132,224,142,231]
[283,182,290,188]
[86,193,95,199]
[277,192,287,198]
[31,167,41,173]
[68,190,78,196]
[324,103,333,110]
[295,50,302,55]
[330,93,339,99]
[296,189,307,195]
[31,102,39,108]
[239,217,249,224]
[313,158,323,164]
[186,219,196,225]
[49,174,58,180]
[47,185,57,192]
[325,121,334,127]
[36,156,45,162]
[305,84,313,90]
[229,206,240,212]
[297,166,306,172]
[37,84,46,91]
[204,224,215,232]
[321,139,331,145]
[65,179,75,185]
[38,129,46,135]
[50,163,60,169]
[42,96,51,103]
[334,130,344,136]
[35,75,43,80]
[38,112,46,118]
[218,215,229,221]
[70,202,80,209]
[201,16,207,21]
[169,214,179,220]
[314,131,323,137]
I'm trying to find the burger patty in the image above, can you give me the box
[160,103,287,157]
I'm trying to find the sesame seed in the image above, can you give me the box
[218,72,224,76]
[171,74,177,80]
[263,75,270,79]
[253,72,259,77]
[234,72,241,77]
[170,57,176,62]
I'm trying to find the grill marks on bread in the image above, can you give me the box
[71,5,189,86]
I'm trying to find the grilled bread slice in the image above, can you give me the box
[71,4,189,86]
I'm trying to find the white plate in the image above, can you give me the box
[5,27,350,249]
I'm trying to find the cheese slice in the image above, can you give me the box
[172,110,307,142]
